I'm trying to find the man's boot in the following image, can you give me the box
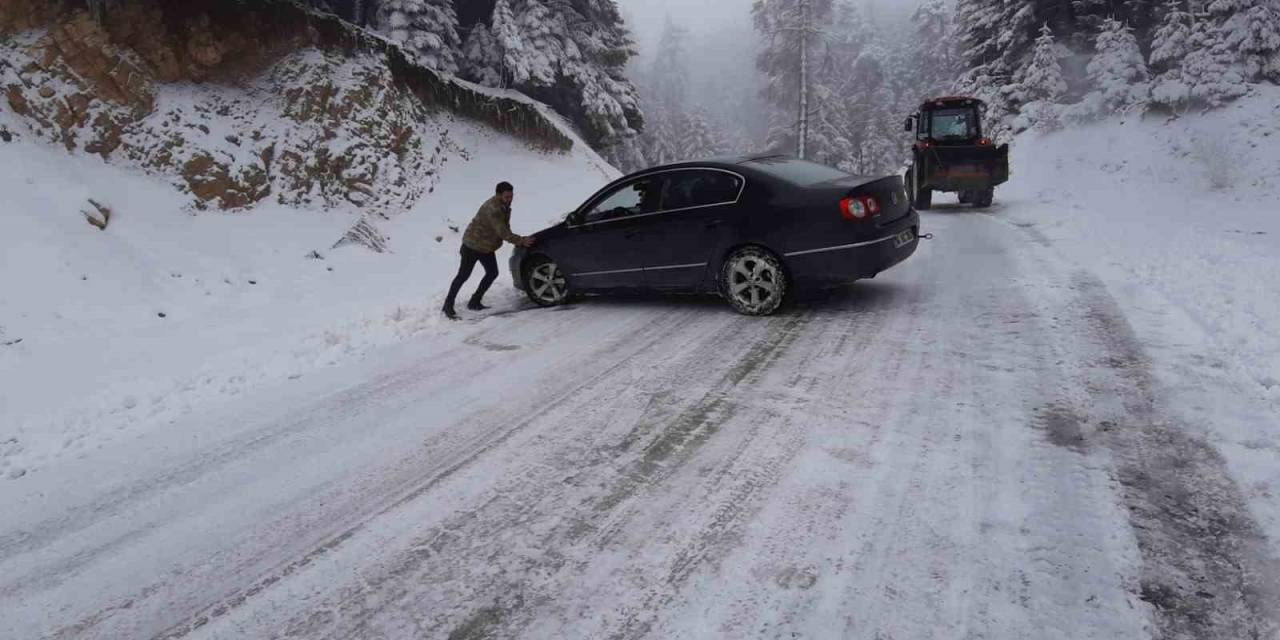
[442,304,459,320]
[467,298,489,311]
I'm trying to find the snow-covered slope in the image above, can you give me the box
[0,76,617,482]
[991,84,1280,540]
[1001,85,1280,402]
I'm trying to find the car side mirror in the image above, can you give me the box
[904,117,914,132]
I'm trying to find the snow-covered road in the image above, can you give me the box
[3,207,1278,640]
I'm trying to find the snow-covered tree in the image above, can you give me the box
[1179,17,1250,106]
[911,0,962,96]
[461,23,503,87]
[1019,23,1068,103]
[1150,0,1195,74]
[1086,18,1151,113]
[376,0,461,74]
[649,16,689,111]
[753,0,836,158]
[1210,0,1280,81]
[679,109,726,160]
[1150,4,1207,108]
[956,0,1037,134]
[456,0,644,167]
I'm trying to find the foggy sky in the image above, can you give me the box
[615,0,919,59]
[614,0,756,56]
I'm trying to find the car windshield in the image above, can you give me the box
[582,176,661,223]
[929,108,977,140]
[745,157,850,186]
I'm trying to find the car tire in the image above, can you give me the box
[958,190,973,204]
[524,255,570,307]
[720,246,788,316]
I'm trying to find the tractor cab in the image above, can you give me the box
[906,96,990,146]
[904,96,1009,209]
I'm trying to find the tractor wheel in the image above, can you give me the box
[973,188,994,208]
[915,186,933,210]
[907,167,932,211]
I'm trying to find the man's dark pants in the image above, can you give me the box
[445,245,499,310]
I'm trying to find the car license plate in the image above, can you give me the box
[893,229,916,248]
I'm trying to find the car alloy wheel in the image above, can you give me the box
[526,259,569,306]
[721,247,787,316]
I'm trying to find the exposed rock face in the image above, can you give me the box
[0,0,570,215]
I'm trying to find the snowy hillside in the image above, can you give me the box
[0,119,614,483]
[975,86,1280,553]
[1000,85,1280,405]
[0,3,619,483]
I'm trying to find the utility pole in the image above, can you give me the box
[797,0,809,160]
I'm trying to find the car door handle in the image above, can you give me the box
[705,220,723,229]
[625,230,640,239]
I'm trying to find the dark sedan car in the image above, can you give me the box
[511,155,921,316]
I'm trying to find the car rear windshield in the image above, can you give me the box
[744,157,850,186]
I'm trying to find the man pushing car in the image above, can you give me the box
[443,181,535,320]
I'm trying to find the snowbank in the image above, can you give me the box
[993,85,1280,541]
[0,103,617,482]
[1001,86,1280,401]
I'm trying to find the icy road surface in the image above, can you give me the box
[3,207,1278,640]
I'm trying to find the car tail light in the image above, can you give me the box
[840,196,881,220]
[978,137,991,146]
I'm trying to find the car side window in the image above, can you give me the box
[659,170,743,212]
[581,176,664,224]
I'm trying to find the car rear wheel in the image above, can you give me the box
[524,256,570,307]
[720,247,788,316]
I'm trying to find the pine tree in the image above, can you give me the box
[459,0,643,163]
[1150,0,1195,72]
[752,0,836,158]
[912,0,961,96]
[1086,18,1151,113]
[650,16,690,111]
[1210,0,1280,81]
[956,0,1038,134]
[461,23,504,87]
[376,0,461,74]
[1149,1,1196,106]
[636,16,692,167]
[1180,16,1249,106]
[678,109,725,160]
[1010,23,1066,131]
[1019,23,1068,102]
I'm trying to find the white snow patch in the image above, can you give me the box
[0,104,617,480]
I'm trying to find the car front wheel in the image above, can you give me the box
[720,247,788,316]
[524,256,570,307]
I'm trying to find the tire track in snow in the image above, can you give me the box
[30,308,693,640]
[600,291,902,640]
[158,308,810,639]
[997,214,1280,638]
[1069,273,1280,640]
[142,309,697,640]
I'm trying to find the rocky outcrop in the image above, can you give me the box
[0,0,573,214]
